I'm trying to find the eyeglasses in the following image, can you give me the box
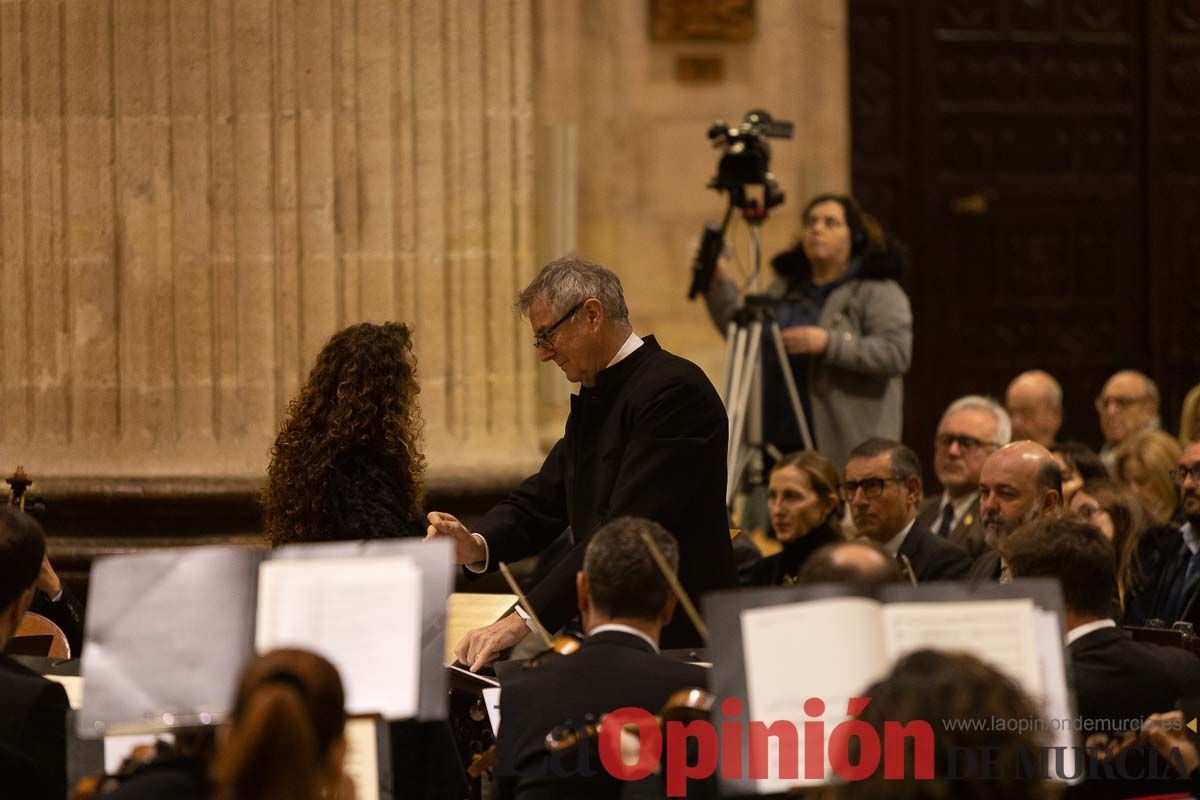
[935,433,999,453]
[532,301,583,351]
[1169,464,1200,485]
[839,477,903,501]
[1094,394,1150,412]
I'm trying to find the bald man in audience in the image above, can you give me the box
[0,508,68,800]
[1097,370,1160,470]
[967,441,1062,581]
[1006,370,1063,447]
[795,540,904,585]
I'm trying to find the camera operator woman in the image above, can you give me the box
[705,194,913,471]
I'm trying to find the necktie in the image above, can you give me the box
[936,503,955,539]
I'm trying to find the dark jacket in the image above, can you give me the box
[321,445,426,540]
[898,521,972,582]
[916,494,987,560]
[477,337,736,647]
[1123,523,1200,627]
[496,630,709,800]
[747,524,842,586]
[0,655,68,800]
[967,548,1002,583]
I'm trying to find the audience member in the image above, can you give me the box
[830,650,1051,800]
[209,649,350,800]
[1096,370,1160,471]
[1050,440,1108,506]
[748,451,843,585]
[968,442,1062,581]
[794,539,904,585]
[495,517,708,800]
[842,439,971,582]
[1006,370,1063,446]
[703,193,913,471]
[916,396,1010,559]
[1002,516,1200,798]
[1180,382,1200,445]
[1069,479,1148,613]
[1113,430,1183,526]
[263,321,426,544]
[1124,436,1200,626]
[0,507,68,800]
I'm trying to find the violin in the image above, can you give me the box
[545,687,716,753]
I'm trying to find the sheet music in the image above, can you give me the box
[46,675,83,710]
[343,716,381,800]
[444,593,516,665]
[741,597,888,791]
[1034,609,1080,783]
[482,687,502,736]
[256,555,423,720]
[881,599,1043,699]
[446,663,500,687]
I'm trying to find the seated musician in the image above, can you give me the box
[746,451,844,586]
[0,507,69,800]
[495,516,708,799]
[28,550,84,657]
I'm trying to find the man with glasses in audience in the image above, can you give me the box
[427,256,736,668]
[1096,370,1161,471]
[842,438,971,582]
[967,441,1063,581]
[916,396,1010,559]
[1125,434,1200,627]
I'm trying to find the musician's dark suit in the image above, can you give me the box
[1065,625,1200,799]
[1070,625,1200,736]
[966,549,1002,582]
[30,584,84,657]
[0,654,68,800]
[897,522,971,581]
[496,630,709,799]
[916,495,987,559]
[475,336,736,647]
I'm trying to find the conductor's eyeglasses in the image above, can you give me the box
[533,302,583,351]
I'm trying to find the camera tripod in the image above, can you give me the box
[722,295,815,508]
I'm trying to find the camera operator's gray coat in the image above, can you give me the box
[705,247,913,471]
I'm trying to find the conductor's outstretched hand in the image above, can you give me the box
[425,511,487,566]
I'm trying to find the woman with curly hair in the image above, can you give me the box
[263,322,426,544]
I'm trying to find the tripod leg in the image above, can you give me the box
[722,320,742,403]
[727,322,763,505]
[767,321,815,452]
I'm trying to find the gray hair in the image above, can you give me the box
[941,395,1012,446]
[515,256,630,323]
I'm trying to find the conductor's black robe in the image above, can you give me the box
[475,335,736,647]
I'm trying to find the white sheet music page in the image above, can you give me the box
[880,599,1042,699]
[255,555,423,720]
[343,717,381,800]
[740,597,888,792]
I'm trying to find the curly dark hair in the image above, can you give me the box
[262,322,425,545]
[832,650,1051,800]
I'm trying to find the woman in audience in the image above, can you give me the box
[263,322,426,544]
[704,194,912,472]
[1049,440,1107,507]
[748,451,843,585]
[1180,382,1200,445]
[831,649,1050,800]
[1114,430,1182,525]
[1069,479,1147,613]
[210,648,350,800]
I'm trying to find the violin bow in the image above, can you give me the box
[637,530,710,643]
[498,561,556,649]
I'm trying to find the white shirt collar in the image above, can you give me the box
[1182,522,1198,556]
[589,623,660,653]
[572,332,643,396]
[607,331,643,368]
[1065,618,1117,646]
[882,518,917,557]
